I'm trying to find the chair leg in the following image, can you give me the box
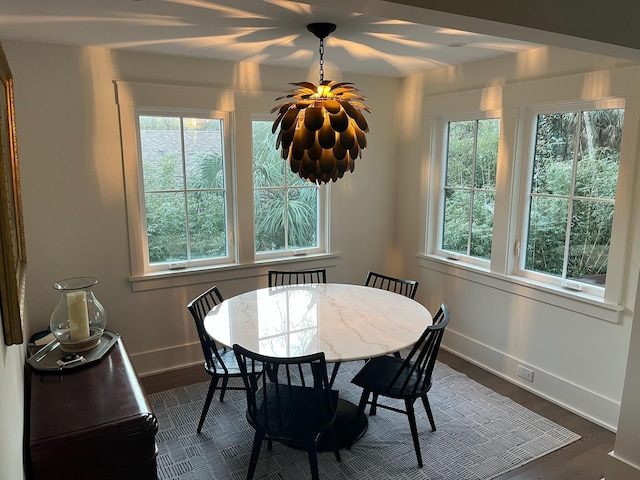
[328,426,341,462]
[329,362,341,387]
[246,432,264,480]
[421,395,436,431]
[219,376,230,402]
[370,393,379,416]
[306,441,320,480]
[405,399,423,468]
[197,376,219,433]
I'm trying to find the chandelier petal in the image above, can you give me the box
[329,110,349,132]
[318,119,336,149]
[308,140,323,161]
[304,107,324,131]
[319,149,335,173]
[323,100,341,114]
[339,124,356,150]
[333,140,347,160]
[280,108,300,131]
[356,127,367,149]
[280,126,295,150]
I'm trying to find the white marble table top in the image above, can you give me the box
[204,283,432,362]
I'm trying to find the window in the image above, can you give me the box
[136,111,233,271]
[115,81,331,281]
[252,119,323,257]
[518,104,624,294]
[423,83,631,318]
[438,117,500,264]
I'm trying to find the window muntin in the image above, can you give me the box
[521,106,624,291]
[252,119,322,256]
[137,112,232,270]
[441,118,500,262]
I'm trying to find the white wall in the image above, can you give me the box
[0,313,26,480]
[1,40,399,376]
[608,268,640,476]
[395,46,640,431]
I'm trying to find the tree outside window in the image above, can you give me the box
[442,118,500,260]
[525,108,624,286]
[139,114,229,265]
[252,120,320,254]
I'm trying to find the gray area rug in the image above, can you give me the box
[149,359,580,479]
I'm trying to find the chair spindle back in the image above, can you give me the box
[268,269,327,287]
[386,304,449,396]
[365,271,419,299]
[187,285,228,374]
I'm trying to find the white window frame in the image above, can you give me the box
[251,115,327,260]
[420,78,638,322]
[115,81,334,288]
[513,99,626,300]
[432,111,501,269]
[135,108,235,273]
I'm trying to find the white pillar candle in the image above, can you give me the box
[67,291,90,341]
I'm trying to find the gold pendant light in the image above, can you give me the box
[271,23,370,184]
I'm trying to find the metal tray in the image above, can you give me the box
[27,330,120,372]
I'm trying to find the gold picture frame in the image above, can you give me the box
[0,42,26,346]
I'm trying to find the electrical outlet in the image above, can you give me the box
[517,365,534,382]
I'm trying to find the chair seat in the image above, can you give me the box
[251,384,339,439]
[352,355,430,399]
[204,348,243,376]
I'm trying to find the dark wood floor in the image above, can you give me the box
[140,349,614,480]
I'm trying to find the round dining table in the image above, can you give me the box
[204,282,432,449]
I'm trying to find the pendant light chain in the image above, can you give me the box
[318,36,325,83]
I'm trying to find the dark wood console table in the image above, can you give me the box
[27,338,158,479]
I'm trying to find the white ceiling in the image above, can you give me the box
[0,0,541,77]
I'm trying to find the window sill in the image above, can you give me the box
[417,254,623,324]
[129,253,341,292]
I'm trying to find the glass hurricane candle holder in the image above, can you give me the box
[49,277,107,352]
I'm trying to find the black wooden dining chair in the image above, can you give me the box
[364,270,419,360]
[350,304,450,468]
[364,270,419,299]
[268,268,327,287]
[234,344,341,480]
[187,285,259,433]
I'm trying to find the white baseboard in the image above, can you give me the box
[442,328,620,432]
[129,341,203,377]
[606,451,640,479]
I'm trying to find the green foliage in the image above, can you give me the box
[144,154,227,264]
[525,108,623,281]
[442,107,622,282]
[442,118,499,259]
[145,191,187,263]
[140,115,227,264]
[252,121,319,253]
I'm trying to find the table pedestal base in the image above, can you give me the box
[318,399,367,451]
